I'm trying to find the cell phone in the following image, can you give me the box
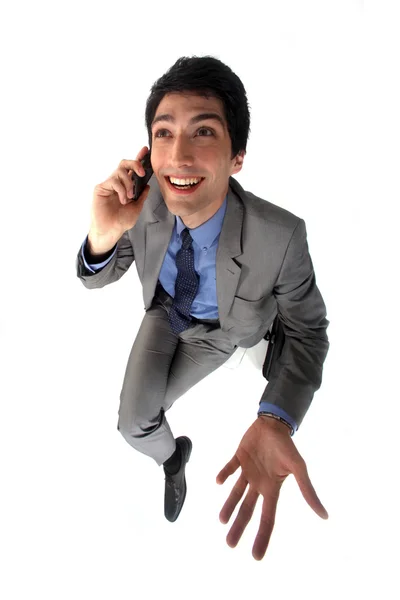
[131,151,153,200]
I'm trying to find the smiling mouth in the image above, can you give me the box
[165,176,205,190]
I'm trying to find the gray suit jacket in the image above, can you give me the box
[76,175,330,428]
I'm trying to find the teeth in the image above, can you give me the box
[169,176,202,185]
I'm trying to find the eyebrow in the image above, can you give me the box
[151,112,226,130]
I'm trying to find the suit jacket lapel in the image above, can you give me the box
[215,178,244,324]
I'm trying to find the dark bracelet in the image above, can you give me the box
[258,412,294,436]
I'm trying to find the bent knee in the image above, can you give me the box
[117,405,165,439]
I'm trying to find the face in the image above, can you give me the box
[150,92,245,229]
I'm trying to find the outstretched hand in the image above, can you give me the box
[216,416,328,561]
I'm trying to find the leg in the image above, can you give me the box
[117,289,237,466]
[163,322,237,412]
[117,295,179,465]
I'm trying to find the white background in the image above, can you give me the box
[1,1,399,598]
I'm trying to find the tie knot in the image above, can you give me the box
[181,228,193,250]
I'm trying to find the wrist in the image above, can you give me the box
[258,412,293,436]
[87,233,117,258]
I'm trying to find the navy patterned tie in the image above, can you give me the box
[168,228,200,335]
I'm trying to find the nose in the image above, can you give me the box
[169,136,194,169]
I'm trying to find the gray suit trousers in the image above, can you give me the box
[117,282,238,466]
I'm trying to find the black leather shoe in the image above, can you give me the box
[163,436,192,522]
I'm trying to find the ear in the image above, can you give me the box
[230,150,245,176]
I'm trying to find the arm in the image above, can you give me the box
[75,230,135,289]
[258,218,330,430]
[215,218,330,560]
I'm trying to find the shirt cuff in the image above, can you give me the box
[80,235,117,272]
[258,402,298,434]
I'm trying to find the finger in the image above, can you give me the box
[124,184,150,206]
[219,473,248,524]
[226,488,259,549]
[135,146,149,161]
[117,163,145,197]
[119,158,145,174]
[119,148,148,171]
[102,176,128,205]
[252,493,280,561]
[292,460,329,519]
[119,158,146,177]
[114,173,133,202]
[216,455,240,485]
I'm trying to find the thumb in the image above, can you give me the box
[293,461,329,519]
[216,455,240,485]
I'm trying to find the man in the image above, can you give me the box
[76,55,330,561]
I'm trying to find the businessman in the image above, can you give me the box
[76,55,330,561]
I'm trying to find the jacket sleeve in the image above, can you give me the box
[258,218,330,430]
[75,231,135,289]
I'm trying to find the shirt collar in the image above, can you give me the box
[175,195,227,249]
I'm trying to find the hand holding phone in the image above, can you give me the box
[89,149,152,253]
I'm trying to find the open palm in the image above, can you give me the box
[216,417,328,560]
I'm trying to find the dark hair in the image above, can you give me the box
[145,55,251,160]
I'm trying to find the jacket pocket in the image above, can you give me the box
[229,296,265,323]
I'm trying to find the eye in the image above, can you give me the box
[197,127,214,136]
[154,129,170,138]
